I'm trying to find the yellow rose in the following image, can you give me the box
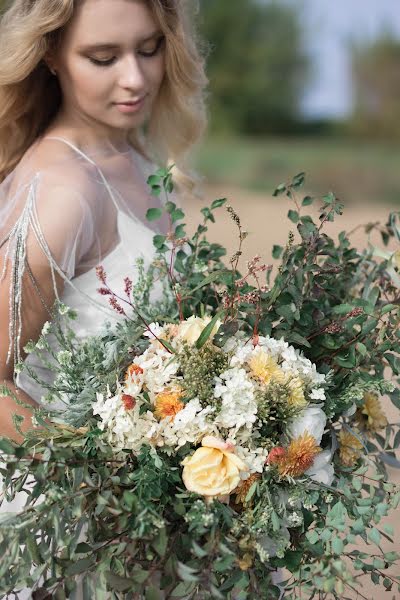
[392,250,400,270]
[182,436,248,498]
[177,316,221,346]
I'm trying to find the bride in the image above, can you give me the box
[0,0,206,445]
[0,0,206,595]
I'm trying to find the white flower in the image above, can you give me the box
[287,406,334,485]
[163,398,216,447]
[214,367,257,432]
[306,448,334,485]
[134,347,179,395]
[41,321,51,336]
[309,388,326,401]
[144,322,166,340]
[288,406,327,445]
[233,444,268,474]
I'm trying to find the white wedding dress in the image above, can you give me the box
[0,135,168,598]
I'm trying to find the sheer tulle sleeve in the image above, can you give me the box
[0,169,94,372]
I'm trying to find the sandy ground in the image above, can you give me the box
[185,185,400,599]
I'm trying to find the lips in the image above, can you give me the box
[115,97,145,105]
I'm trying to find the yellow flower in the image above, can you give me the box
[248,349,285,385]
[182,436,248,498]
[278,433,321,478]
[338,428,363,467]
[154,389,184,420]
[392,249,400,270]
[177,316,221,346]
[286,376,307,408]
[237,553,253,571]
[235,473,261,505]
[356,393,388,432]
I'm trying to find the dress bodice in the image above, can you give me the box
[0,135,164,406]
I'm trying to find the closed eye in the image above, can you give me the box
[89,57,117,67]
[138,35,165,57]
[88,36,165,67]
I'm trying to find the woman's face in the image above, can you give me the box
[51,0,166,139]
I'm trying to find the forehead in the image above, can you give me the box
[63,0,159,47]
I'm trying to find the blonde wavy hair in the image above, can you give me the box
[0,0,208,192]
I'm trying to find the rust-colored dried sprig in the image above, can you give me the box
[226,204,241,227]
[323,322,343,334]
[109,296,126,316]
[346,307,364,318]
[124,277,133,298]
[97,287,111,296]
[96,265,107,284]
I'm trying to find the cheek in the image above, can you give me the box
[148,57,166,90]
[63,60,113,101]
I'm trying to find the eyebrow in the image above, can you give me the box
[78,31,163,52]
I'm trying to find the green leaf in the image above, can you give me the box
[0,438,16,455]
[105,572,135,592]
[131,567,150,584]
[153,234,167,250]
[211,198,227,210]
[288,209,299,223]
[195,311,224,349]
[146,207,163,222]
[306,530,319,545]
[273,183,286,197]
[302,195,314,206]
[284,550,303,572]
[368,528,381,546]
[332,537,344,555]
[332,303,354,315]
[287,331,311,348]
[189,270,229,294]
[174,224,186,239]
[272,245,283,259]
[146,587,163,600]
[172,208,185,224]
[147,174,160,186]
[176,561,199,582]
[152,527,168,558]
[292,172,305,188]
[170,582,196,597]
[65,557,96,576]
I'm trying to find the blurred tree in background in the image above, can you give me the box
[198,0,309,135]
[350,34,400,139]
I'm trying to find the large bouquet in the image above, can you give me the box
[0,170,399,599]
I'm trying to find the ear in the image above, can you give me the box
[43,50,58,75]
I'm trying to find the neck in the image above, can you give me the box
[46,109,132,153]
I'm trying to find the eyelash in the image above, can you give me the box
[89,37,164,67]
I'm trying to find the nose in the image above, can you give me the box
[118,54,146,91]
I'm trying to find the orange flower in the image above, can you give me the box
[154,390,184,420]
[278,433,321,478]
[122,394,136,411]
[125,364,144,381]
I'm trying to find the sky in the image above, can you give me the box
[293,0,400,118]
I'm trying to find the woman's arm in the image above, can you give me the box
[0,252,64,443]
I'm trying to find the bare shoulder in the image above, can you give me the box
[12,136,99,198]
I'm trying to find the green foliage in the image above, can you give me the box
[350,33,400,139]
[1,170,399,599]
[198,0,309,135]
